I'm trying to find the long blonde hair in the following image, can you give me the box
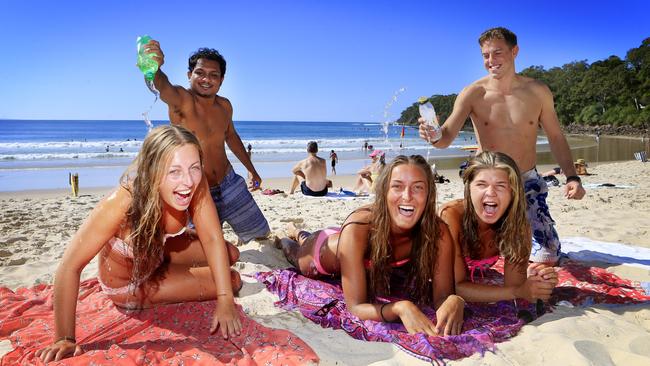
[120,125,203,290]
[461,151,530,263]
[369,155,440,304]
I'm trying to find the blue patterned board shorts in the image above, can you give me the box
[522,168,561,263]
[210,168,270,243]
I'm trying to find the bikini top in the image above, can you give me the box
[335,207,411,271]
[363,257,410,269]
[107,227,187,259]
[464,255,499,282]
[107,214,189,259]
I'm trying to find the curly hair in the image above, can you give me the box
[460,151,530,264]
[188,48,226,76]
[120,125,203,294]
[368,155,441,304]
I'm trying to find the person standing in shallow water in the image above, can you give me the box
[329,149,338,175]
[141,40,270,244]
[419,27,585,265]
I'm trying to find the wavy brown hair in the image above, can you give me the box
[120,125,203,292]
[461,151,530,263]
[368,155,441,304]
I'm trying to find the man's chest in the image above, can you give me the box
[472,91,542,127]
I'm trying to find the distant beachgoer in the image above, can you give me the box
[418,27,585,264]
[290,141,329,196]
[363,141,368,151]
[276,155,464,335]
[440,151,558,304]
[247,143,252,158]
[106,145,110,152]
[142,39,269,244]
[352,150,385,195]
[329,150,338,175]
[35,125,242,363]
[119,148,124,153]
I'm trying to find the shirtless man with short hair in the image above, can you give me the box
[419,27,585,264]
[143,40,270,243]
[290,141,329,196]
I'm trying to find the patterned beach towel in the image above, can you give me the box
[256,258,650,364]
[0,278,318,366]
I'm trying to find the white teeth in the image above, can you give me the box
[399,205,414,211]
[176,190,191,195]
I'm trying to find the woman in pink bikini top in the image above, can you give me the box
[277,155,465,336]
[439,151,558,304]
[37,125,242,363]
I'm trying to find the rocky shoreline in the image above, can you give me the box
[563,123,650,138]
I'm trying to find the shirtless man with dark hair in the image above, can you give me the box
[290,141,329,196]
[419,27,585,264]
[142,40,269,244]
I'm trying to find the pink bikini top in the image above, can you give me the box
[364,257,410,269]
[464,255,499,282]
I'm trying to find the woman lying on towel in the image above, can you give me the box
[440,151,558,303]
[278,154,464,336]
[36,125,242,362]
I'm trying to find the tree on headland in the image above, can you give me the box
[397,37,650,129]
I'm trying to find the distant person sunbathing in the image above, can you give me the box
[352,150,386,195]
[36,125,242,362]
[277,155,464,336]
[290,141,330,197]
[439,151,558,304]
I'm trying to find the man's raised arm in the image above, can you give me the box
[143,40,187,108]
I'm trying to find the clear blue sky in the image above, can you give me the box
[1,0,649,122]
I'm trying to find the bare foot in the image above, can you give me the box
[285,222,299,240]
[273,235,283,249]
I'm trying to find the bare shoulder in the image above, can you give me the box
[439,199,463,221]
[460,78,488,100]
[102,185,132,209]
[518,75,552,96]
[345,206,373,225]
[215,95,233,111]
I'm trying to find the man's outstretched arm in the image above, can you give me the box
[419,86,473,148]
[144,39,187,108]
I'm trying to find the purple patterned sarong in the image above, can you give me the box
[255,268,534,363]
[255,257,650,363]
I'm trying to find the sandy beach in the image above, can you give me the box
[1,160,649,365]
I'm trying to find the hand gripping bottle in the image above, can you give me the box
[136,35,158,82]
[418,96,441,143]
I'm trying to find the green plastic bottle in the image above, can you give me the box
[136,35,158,82]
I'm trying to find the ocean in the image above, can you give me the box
[0,119,504,192]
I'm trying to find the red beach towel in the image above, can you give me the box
[0,278,318,365]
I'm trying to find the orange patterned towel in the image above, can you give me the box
[0,278,318,365]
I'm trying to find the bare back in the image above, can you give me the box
[297,155,328,191]
[467,75,544,172]
[168,94,233,186]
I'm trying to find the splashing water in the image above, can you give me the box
[141,80,159,132]
[381,87,407,145]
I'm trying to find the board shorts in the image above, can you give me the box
[523,168,561,263]
[210,167,270,243]
[300,181,328,197]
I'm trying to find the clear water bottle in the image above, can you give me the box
[136,35,158,82]
[417,97,439,128]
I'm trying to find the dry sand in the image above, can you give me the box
[1,161,649,365]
